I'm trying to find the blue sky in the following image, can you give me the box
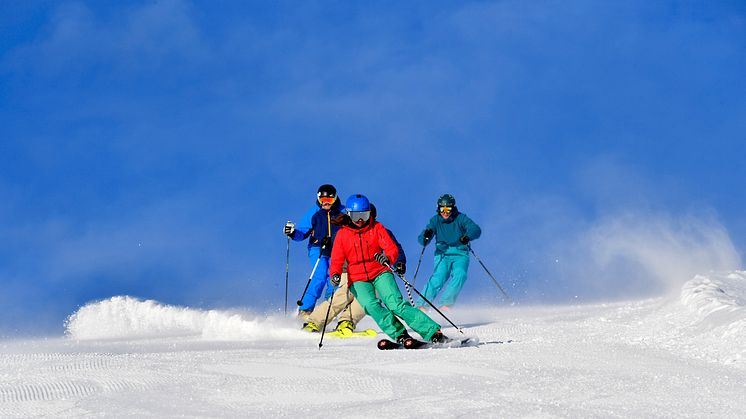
[1,0,745,335]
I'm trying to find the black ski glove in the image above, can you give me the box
[459,235,470,244]
[394,261,406,275]
[331,274,341,287]
[422,229,434,245]
[374,253,389,267]
[320,236,331,248]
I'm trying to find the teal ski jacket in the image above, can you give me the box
[417,208,481,255]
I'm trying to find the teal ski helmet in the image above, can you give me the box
[437,194,456,207]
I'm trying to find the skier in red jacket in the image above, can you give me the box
[329,194,449,348]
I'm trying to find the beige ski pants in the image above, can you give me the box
[307,273,366,329]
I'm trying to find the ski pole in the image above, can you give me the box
[403,281,415,306]
[383,262,464,335]
[318,286,336,350]
[401,245,427,306]
[410,242,448,303]
[411,245,427,286]
[285,236,290,316]
[296,242,328,306]
[467,244,511,302]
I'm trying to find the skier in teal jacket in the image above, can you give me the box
[417,194,481,310]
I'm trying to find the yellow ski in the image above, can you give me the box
[327,328,378,339]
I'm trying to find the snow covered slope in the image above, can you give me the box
[65,295,303,341]
[2,272,745,417]
[626,271,746,367]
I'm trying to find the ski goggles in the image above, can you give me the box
[347,210,371,222]
[318,196,335,205]
[318,190,336,198]
[439,206,453,215]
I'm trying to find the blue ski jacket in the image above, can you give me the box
[290,199,345,257]
[417,208,481,255]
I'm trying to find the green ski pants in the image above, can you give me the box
[350,271,440,341]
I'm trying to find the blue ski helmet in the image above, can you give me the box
[345,194,371,212]
[437,194,456,207]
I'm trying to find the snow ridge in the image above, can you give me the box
[681,272,746,324]
[624,271,746,368]
[678,272,746,363]
[65,296,302,341]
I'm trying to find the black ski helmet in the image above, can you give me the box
[317,184,337,198]
[437,194,456,207]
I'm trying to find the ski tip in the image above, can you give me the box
[377,339,402,350]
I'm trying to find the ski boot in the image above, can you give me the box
[430,329,451,344]
[334,320,354,337]
[397,331,427,349]
[301,322,320,333]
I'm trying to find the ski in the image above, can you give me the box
[327,328,378,339]
[376,338,428,350]
[430,336,480,349]
[377,339,403,350]
[376,336,479,350]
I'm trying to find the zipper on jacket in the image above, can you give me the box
[357,232,372,281]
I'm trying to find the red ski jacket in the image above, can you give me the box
[329,220,400,284]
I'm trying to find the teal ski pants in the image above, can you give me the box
[350,271,440,341]
[417,252,470,308]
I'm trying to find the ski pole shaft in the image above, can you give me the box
[411,245,427,287]
[403,282,415,306]
[296,242,328,306]
[402,244,427,305]
[468,245,511,302]
[285,236,290,315]
[318,288,335,349]
[384,263,464,335]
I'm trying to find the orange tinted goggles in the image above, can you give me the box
[318,196,336,205]
[439,206,453,214]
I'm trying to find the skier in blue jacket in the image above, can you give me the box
[284,184,345,318]
[417,194,481,310]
